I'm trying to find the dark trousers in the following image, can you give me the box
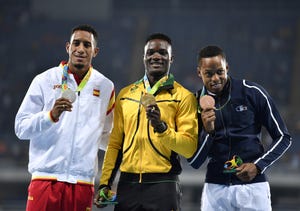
[114,180,182,211]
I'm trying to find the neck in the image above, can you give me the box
[72,69,88,79]
[68,64,89,79]
[147,73,167,87]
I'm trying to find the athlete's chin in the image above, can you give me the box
[74,63,85,70]
[149,68,167,77]
[209,87,223,95]
[72,58,88,68]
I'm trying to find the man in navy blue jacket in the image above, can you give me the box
[188,45,292,210]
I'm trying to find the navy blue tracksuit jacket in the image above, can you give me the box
[188,76,291,185]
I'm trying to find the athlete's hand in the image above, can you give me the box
[236,163,259,182]
[94,186,109,208]
[50,97,73,121]
[146,104,161,128]
[201,108,216,134]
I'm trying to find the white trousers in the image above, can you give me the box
[201,182,272,211]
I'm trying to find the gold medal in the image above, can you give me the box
[141,93,156,108]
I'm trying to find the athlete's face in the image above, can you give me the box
[197,55,228,95]
[143,39,173,78]
[66,30,99,73]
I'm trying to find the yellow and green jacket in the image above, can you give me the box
[100,74,198,185]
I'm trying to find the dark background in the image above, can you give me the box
[1,0,300,210]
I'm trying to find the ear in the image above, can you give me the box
[226,62,229,73]
[66,42,70,53]
[225,62,229,78]
[170,55,174,63]
[197,66,202,78]
[93,47,99,58]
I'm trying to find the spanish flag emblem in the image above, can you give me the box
[93,89,100,97]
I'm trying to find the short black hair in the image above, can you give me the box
[146,33,172,45]
[198,45,226,61]
[71,24,98,44]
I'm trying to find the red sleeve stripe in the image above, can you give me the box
[106,89,115,115]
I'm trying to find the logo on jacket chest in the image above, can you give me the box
[53,84,62,89]
[235,105,248,112]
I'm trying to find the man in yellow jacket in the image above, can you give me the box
[94,33,198,210]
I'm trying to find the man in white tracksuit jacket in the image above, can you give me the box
[15,24,115,211]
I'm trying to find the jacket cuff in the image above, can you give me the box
[98,184,111,191]
[208,130,216,137]
[255,164,262,174]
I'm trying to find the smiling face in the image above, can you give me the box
[66,30,99,75]
[143,39,173,80]
[197,55,228,95]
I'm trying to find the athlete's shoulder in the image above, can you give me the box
[173,80,195,96]
[92,68,114,86]
[117,80,143,97]
[33,66,60,81]
[241,78,268,93]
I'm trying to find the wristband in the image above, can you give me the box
[154,121,167,133]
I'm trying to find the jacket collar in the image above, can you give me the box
[135,74,175,95]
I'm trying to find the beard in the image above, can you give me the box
[74,63,84,70]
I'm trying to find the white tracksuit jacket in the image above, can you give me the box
[15,63,115,184]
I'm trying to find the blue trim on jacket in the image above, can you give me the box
[188,77,292,185]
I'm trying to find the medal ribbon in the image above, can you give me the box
[143,74,168,95]
[61,64,92,92]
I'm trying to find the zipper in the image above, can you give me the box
[139,91,144,183]
[219,102,227,138]
[219,97,232,185]
[139,134,143,183]
[66,87,80,182]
